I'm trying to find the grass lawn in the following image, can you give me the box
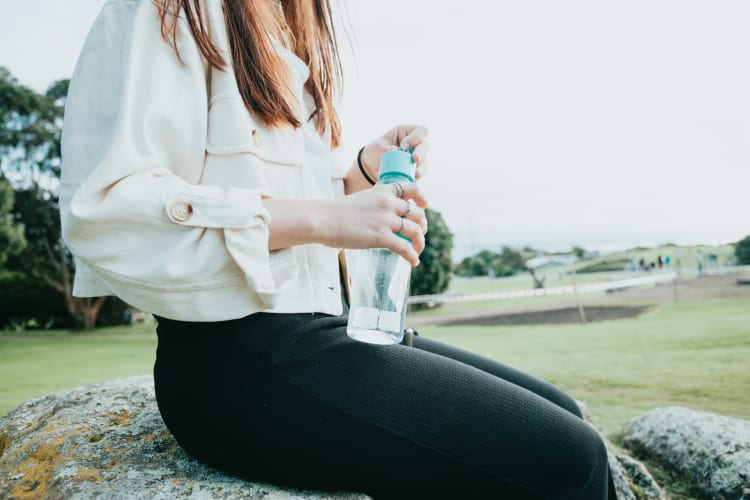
[0,322,157,417]
[1,297,747,499]
[418,296,750,439]
[3,297,748,441]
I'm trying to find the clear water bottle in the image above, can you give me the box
[347,150,416,345]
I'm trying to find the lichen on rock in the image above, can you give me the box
[0,376,665,499]
[576,400,665,500]
[623,406,750,499]
[0,376,367,499]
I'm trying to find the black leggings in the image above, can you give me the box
[153,311,617,499]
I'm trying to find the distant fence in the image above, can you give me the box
[693,265,750,277]
[408,265,750,305]
[408,272,677,305]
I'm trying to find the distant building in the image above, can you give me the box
[526,255,578,270]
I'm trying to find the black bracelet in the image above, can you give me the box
[357,146,377,185]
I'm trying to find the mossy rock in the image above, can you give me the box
[0,376,367,499]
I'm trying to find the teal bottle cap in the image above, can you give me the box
[378,150,416,181]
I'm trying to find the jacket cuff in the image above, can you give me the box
[223,227,299,309]
[164,186,271,228]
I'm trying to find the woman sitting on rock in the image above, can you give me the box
[60,0,617,497]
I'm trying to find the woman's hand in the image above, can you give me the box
[321,182,428,266]
[360,124,430,181]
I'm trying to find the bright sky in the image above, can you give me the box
[2,1,749,258]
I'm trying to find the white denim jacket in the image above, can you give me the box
[60,0,347,321]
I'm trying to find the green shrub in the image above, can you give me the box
[410,208,453,310]
[736,235,750,265]
[0,269,130,330]
[576,258,630,274]
[0,269,70,329]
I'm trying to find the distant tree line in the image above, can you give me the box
[0,67,129,330]
[454,246,534,278]
[736,236,750,265]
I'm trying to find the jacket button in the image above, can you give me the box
[170,201,193,222]
[252,129,262,148]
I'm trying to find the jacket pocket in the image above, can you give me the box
[203,93,303,300]
[205,93,303,165]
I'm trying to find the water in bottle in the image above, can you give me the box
[347,150,416,345]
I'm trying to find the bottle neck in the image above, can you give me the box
[378,172,415,185]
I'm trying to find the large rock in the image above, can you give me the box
[623,406,750,499]
[0,376,662,499]
[0,376,367,499]
[576,401,665,500]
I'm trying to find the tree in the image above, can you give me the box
[498,246,525,271]
[0,67,63,182]
[410,208,453,306]
[572,246,585,259]
[0,67,112,329]
[526,267,546,289]
[10,186,111,329]
[736,235,750,265]
[455,255,488,277]
[454,246,528,278]
[0,179,25,265]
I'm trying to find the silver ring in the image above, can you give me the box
[392,182,405,199]
[396,216,405,235]
[401,199,411,217]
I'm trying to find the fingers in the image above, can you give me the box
[398,199,428,234]
[375,124,430,176]
[398,125,429,152]
[414,158,429,180]
[389,197,427,265]
[411,141,429,165]
[345,185,427,266]
[389,236,420,266]
[393,182,427,208]
[378,186,427,233]
[391,217,424,265]
[402,205,427,234]
[377,188,428,265]
[398,126,429,173]
[397,217,426,252]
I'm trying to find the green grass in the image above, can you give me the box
[0,322,157,417]
[417,296,750,439]
[3,297,748,439]
[2,297,747,499]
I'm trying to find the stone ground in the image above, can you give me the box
[437,305,652,326]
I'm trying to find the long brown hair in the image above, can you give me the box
[158,0,343,148]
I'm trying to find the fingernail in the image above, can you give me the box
[400,142,409,151]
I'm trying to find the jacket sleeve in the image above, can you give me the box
[60,0,293,312]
